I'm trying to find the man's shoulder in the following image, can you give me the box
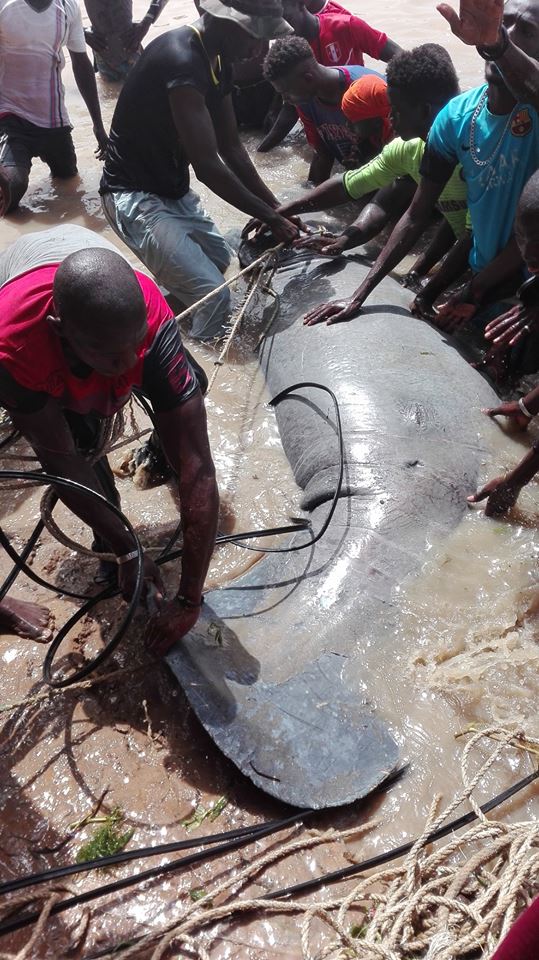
[435,85,487,128]
[345,65,384,82]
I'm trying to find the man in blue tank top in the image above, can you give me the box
[263,36,385,182]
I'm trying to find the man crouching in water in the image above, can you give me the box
[0,226,219,656]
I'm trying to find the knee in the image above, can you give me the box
[0,165,29,213]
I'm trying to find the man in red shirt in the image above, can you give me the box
[285,0,401,66]
[0,225,219,656]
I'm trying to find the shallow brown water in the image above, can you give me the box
[0,3,537,958]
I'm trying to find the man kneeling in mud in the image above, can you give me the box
[0,226,219,656]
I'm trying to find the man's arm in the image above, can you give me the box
[278,175,349,217]
[438,0,539,109]
[303,176,445,325]
[69,51,108,158]
[146,392,220,655]
[379,39,403,61]
[258,102,298,152]
[309,149,334,184]
[9,398,161,599]
[125,0,170,55]
[212,95,278,209]
[168,85,297,244]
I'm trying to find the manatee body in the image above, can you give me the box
[167,251,501,809]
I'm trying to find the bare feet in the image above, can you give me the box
[0,598,53,642]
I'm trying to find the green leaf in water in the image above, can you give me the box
[182,795,229,831]
[75,807,134,864]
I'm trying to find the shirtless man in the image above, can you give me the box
[84,0,169,81]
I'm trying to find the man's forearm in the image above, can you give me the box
[468,236,521,303]
[507,444,539,489]
[143,0,168,24]
[278,176,348,217]
[490,41,539,110]
[177,471,219,602]
[35,450,134,555]
[195,155,281,225]
[71,55,105,130]
[223,142,278,208]
[348,208,432,306]
[308,151,334,185]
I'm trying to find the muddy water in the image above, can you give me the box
[0,2,537,958]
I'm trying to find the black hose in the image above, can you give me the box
[231,382,344,554]
[0,518,44,604]
[0,471,145,688]
[0,809,309,899]
[265,765,539,901]
[0,768,406,938]
[0,766,532,946]
[0,810,307,938]
[0,380,342,687]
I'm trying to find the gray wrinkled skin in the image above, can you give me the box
[167,251,501,809]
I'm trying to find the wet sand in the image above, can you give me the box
[0,2,538,957]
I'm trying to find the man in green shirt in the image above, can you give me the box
[274,43,467,287]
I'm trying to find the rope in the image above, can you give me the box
[71,726,538,960]
[172,243,283,325]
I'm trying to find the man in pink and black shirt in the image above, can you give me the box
[0,225,219,657]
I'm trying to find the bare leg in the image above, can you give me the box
[0,597,52,642]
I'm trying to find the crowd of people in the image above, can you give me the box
[0,0,538,657]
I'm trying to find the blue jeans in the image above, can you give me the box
[102,189,233,340]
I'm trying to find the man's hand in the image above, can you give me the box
[432,297,477,332]
[267,214,301,245]
[294,233,348,257]
[437,0,503,46]
[410,292,437,320]
[482,400,531,431]
[93,123,109,160]
[467,475,521,516]
[484,303,539,354]
[303,297,360,326]
[84,28,107,54]
[123,19,151,55]
[118,554,165,606]
[146,598,201,657]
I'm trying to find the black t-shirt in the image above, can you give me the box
[100,26,232,199]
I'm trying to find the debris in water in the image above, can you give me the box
[75,807,134,863]
[181,795,229,831]
[189,887,212,904]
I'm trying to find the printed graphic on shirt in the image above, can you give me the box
[325,42,342,64]
[511,108,532,137]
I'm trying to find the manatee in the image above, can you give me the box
[166,250,501,809]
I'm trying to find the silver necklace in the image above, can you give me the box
[469,89,516,167]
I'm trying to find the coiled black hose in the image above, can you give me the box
[0,382,344,687]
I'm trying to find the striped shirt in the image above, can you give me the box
[0,0,86,129]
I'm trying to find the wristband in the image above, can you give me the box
[518,397,534,419]
[116,550,139,565]
[477,25,509,61]
[177,594,204,609]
